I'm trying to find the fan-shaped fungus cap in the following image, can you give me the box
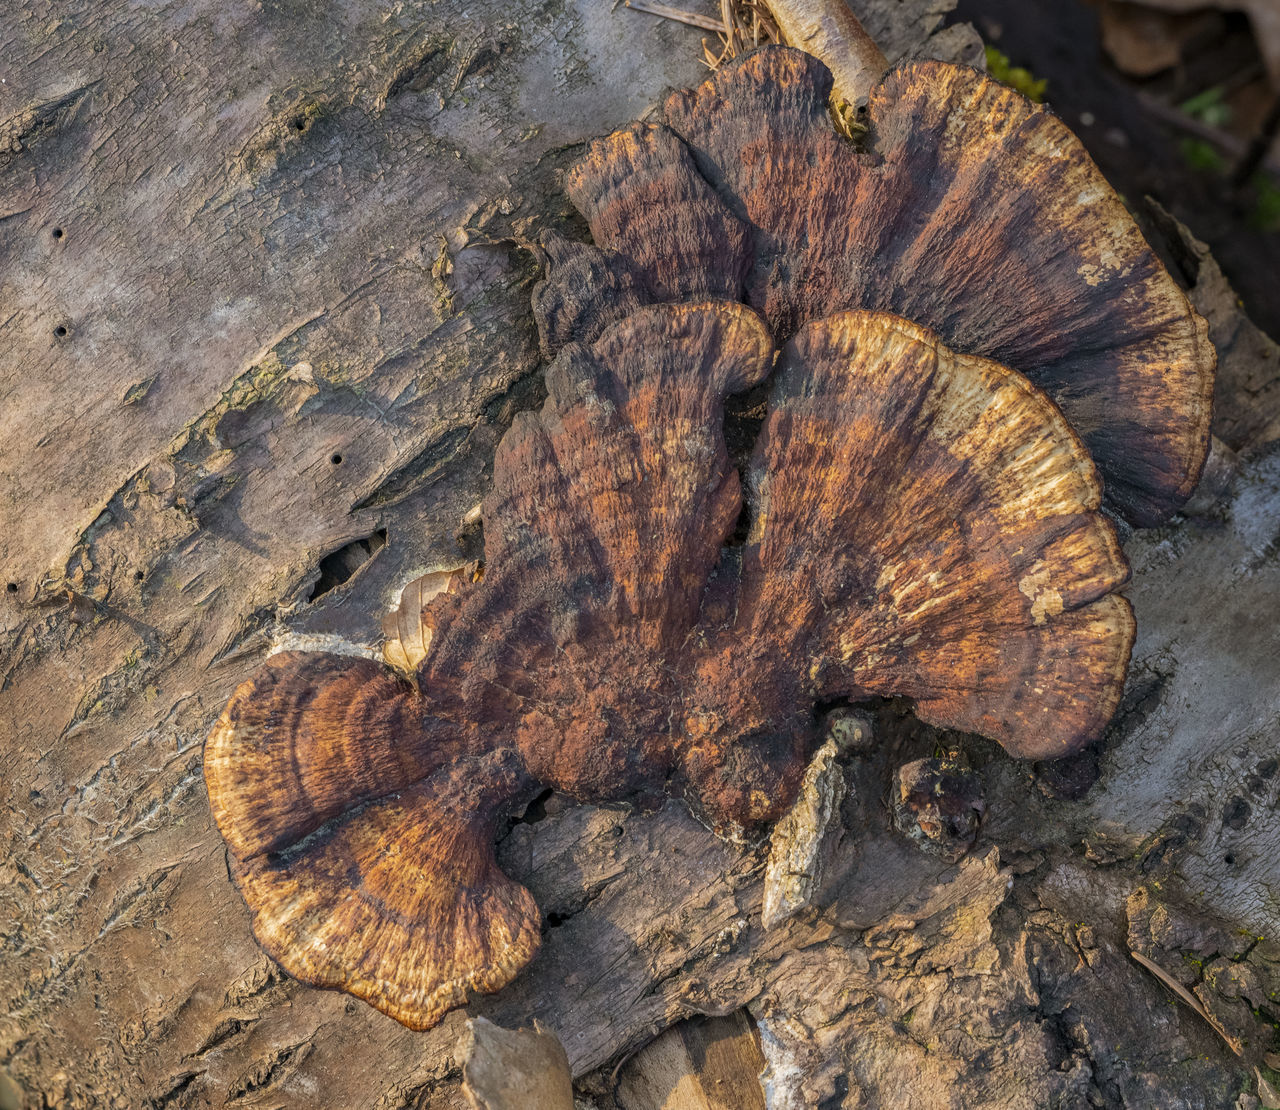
[547,46,1216,526]
[206,302,777,1030]
[207,301,1132,1029]
[733,310,1134,759]
[204,652,542,1030]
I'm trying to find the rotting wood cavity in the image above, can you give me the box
[308,529,388,602]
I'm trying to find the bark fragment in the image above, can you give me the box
[762,738,845,929]
[460,1019,574,1110]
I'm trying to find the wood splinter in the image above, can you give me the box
[762,737,846,929]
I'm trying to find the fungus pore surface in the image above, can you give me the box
[546,46,1216,526]
[206,304,1133,1030]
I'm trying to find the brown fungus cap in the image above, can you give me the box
[207,302,1131,1030]
[732,310,1134,759]
[563,123,751,307]
[530,231,649,360]
[551,46,1216,527]
[206,302,777,1030]
[204,652,540,1031]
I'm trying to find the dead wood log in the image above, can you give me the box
[1,1,1276,1107]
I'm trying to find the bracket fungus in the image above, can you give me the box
[543,45,1216,526]
[202,26,1216,1034]
[207,299,1134,1029]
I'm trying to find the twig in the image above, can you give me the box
[693,1,783,71]
[702,35,733,71]
[1231,92,1280,187]
[624,0,725,32]
[1136,90,1280,178]
[759,0,887,105]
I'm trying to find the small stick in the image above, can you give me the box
[703,35,733,71]
[625,0,726,33]
[1231,91,1280,188]
[761,0,888,105]
[1136,90,1280,178]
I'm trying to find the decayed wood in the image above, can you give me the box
[2,1,1278,1108]
[1147,199,1280,452]
[611,1013,766,1110]
[0,0,746,1101]
[761,738,844,929]
[460,1019,574,1110]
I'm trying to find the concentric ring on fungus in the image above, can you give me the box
[546,46,1216,527]
[206,302,1134,1030]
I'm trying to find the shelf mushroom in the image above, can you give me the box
[542,46,1216,526]
[206,302,1133,1030]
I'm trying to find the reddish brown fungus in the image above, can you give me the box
[542,46,1216,526]
[206,304,1132,1030]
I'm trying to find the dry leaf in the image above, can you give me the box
[1109,0,1280,87]
[382,567,469,673]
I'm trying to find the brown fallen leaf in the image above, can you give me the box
[1108,0,1280,87]
[1129,948,1244,1056]
[1099,2,1205,77]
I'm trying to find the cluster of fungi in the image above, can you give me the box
[205,43,1215,1031]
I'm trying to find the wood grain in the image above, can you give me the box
[614,1013,766,1110]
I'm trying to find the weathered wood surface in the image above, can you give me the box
[459,1019,574,1110]
[611,1012,766,1110]
[1,0,1277,1107]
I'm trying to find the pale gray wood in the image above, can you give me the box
[460,1019,574,1110]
